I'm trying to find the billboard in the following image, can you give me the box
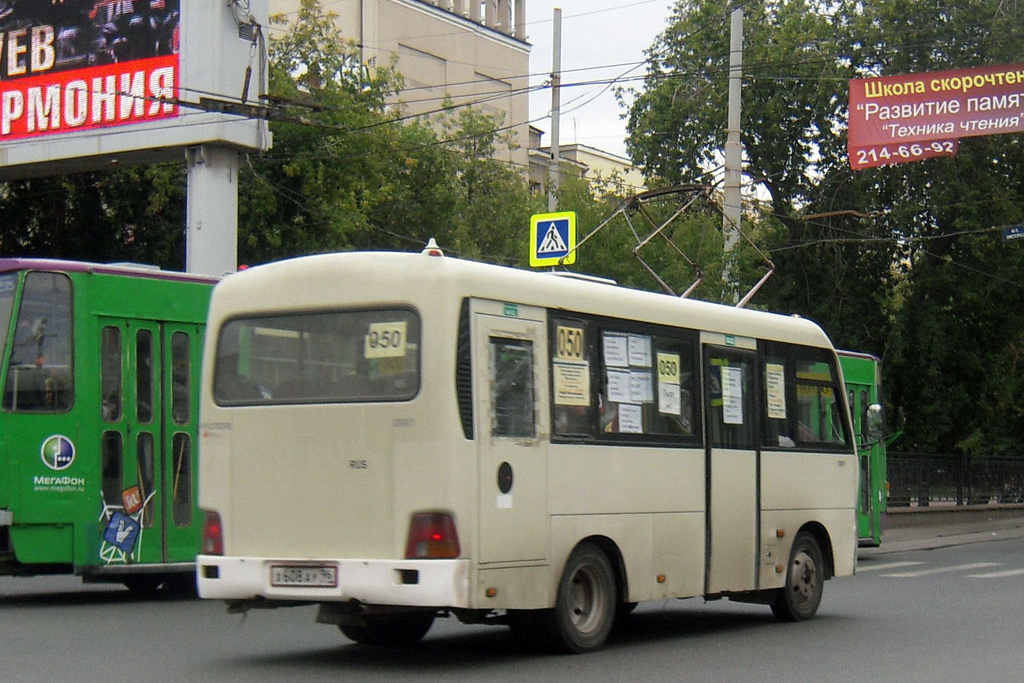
[0,0,180,140]
[0,1,269,179]
[848,62,1024,170]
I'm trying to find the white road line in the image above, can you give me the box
[857,561,925,573]
[883,562,1001,578]
[967,568,1024,579]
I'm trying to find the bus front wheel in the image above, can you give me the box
[539,542,617,653]
[771,531,824,622]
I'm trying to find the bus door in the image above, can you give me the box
[473,307,549,564]
[702,341,759,594]
[98,319,200,566]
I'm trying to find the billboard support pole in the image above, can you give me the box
[185,145,239,276]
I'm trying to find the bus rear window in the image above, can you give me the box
[213,308,420,405]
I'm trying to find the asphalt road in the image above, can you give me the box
[3,510,1023,682]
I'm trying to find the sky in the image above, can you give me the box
[524,1,674,159]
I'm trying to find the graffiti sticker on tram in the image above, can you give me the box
[40,435,75,470]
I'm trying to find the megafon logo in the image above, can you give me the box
[40,436,75,471]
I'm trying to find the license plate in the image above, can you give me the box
[270,564,338,588]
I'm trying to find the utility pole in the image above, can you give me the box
[548,7,562,212]
[722,7,743,298]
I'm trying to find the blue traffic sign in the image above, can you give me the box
[1003,225,1024,241]
[530,212,577,267]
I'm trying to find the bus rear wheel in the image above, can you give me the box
[771,531,824,622]
[338,611,435,646]
[537,542,617,653]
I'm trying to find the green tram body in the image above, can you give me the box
[0,259,215,588]
[838,350,887,547]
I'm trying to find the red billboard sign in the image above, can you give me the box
[1,1,179,142]
[848,62,1024,170]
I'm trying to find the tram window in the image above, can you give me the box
[172,433,192,527]
[101,431,123,508]
[490,338,535,438]
[171,332,190,425]
[3,272,73,412]
[138,433,155,528]
[136,329,153,424]
[101,327,122,422]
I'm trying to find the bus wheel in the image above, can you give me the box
[771,531,824,622]
[540,542,617,653]
[338,612,435,646]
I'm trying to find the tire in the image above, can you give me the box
[771,531,825,622]
[536,542,617,653]
[338,612,435,646]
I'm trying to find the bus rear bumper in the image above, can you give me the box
[196,555,471,608]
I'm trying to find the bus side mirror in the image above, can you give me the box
[867,403,884,441]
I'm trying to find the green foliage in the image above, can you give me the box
[625,0,1024,455]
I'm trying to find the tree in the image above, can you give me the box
[624,0,1024,455]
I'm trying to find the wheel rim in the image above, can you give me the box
[566,562,609,635]
[789,547,819,606]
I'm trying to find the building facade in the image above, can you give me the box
[271,0,530,170]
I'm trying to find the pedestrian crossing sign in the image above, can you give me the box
[530,211,577,267]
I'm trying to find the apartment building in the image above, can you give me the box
[271,0,530,170]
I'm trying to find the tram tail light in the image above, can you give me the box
[201,510,224,556]
[405,512,460,559]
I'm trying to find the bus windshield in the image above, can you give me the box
[213,308,420,405]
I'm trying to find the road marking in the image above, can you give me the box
[857,561,924,573]
[883,562,1000,578]
[967,568,1024,579]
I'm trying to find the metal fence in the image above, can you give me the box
[887,451,1024,507]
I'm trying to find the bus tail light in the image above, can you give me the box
[202,510,224,556]
[405,512,460,559]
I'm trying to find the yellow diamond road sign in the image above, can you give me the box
[530,211,577,267]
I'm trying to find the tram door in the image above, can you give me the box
[99,319,201,566]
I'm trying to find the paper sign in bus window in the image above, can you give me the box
[721,366,744,425]
[657,352,682,416]
[553,360,590,406]
[766,363,787,419]
[628,334,652,367]
[606,369,631,403]
[630,371,653,403]
[556,326,585,362]
[602,333,629,367]
[364,321,407,359]
[618,403,643,433]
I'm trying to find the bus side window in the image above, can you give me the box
[490,338,535,438]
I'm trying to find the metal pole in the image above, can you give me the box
[548,7,562,212]
[721,8,743,298]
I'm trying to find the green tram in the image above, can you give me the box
[0,259,215,590]
[838,350,887,547]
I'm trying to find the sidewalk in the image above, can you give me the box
[861,505,1024,555]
